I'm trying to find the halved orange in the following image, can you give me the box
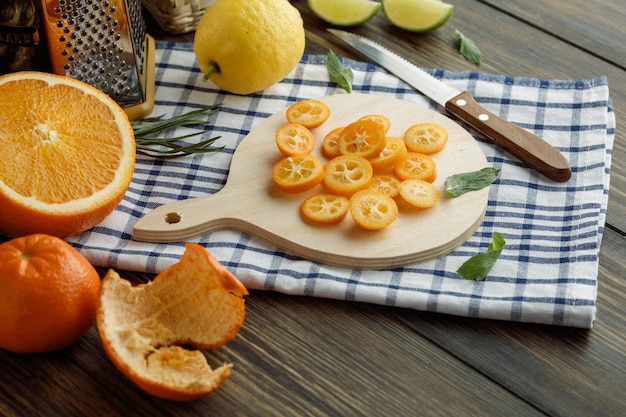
[300,193,350,224]
[368,136,408,171]
[323,155,373,197]
[97,243,248,401]
[394,152,437,182]
[285,99,331,129]
[275,123,316,156]
[0,71,136,238]
[398,179,440,208]
[272,154,324,193]
[350,189,398,231]
[336,119,386,158]
[404,122,448,154]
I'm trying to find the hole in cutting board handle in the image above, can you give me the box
[165,212,181,224]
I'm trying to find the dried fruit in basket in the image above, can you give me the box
[194,0,305,95]
[97,243,248,401]
[0,234,101,353]
[0,71,135,238]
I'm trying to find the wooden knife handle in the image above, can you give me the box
[445,91,572,182]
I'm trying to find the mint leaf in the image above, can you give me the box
[327,49,353,93]
[455,29,482,65]
[445,167,500,197]
[457,232,505,280]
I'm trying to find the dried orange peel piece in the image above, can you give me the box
[97,243,248,402]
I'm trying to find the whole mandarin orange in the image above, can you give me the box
[0,234,101,353]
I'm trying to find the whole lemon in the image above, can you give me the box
[194,0,306,95]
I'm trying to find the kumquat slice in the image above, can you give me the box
[369,174,402,199]
[285,99,331,129]
[398,179,441,209]
[321,126,344,159]
[404,122,448,154]
[337,119,386,158]
[358,114,391,133]
[272,154,324,194]
[300,193,350,224]
[368,137,408,171]
[394,152,437,182]
[323,155,373,197]
[275,123,316,156]
[349,189,398,231]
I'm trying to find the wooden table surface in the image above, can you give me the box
[1,1,624,416]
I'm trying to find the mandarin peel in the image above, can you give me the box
[97,243,247,401]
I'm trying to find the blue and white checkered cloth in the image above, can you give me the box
[68,41,614,329]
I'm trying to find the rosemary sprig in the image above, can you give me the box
[131,105,224,159]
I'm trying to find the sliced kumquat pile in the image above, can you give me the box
[271,98,451,230]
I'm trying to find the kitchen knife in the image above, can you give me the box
[328,29,572,182]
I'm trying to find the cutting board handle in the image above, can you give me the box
[133,188,239,242]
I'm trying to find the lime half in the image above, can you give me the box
[308,0,381,26]
[382,0,453,32]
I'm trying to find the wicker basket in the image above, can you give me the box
[142,0,216,34]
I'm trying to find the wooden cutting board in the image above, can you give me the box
[133,94,490,269]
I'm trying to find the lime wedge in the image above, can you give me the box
[308,0,381,26]
[382,0,453,32]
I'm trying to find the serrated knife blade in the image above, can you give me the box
[328,29,571,182]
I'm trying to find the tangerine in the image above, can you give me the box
[0,233,101,353]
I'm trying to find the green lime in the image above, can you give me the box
[308,0,381,26]
[382,0,453,32]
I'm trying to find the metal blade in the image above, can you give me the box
[328,29,459,107]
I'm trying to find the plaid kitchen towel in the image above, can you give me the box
[68,41,614,329]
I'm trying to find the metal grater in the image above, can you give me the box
[38,0,155,120]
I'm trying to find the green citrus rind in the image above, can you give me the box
[382,0,453,32]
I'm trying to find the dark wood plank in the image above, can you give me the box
[394,227,626,417]
[0,281,546,417]
[479,0,626,68]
